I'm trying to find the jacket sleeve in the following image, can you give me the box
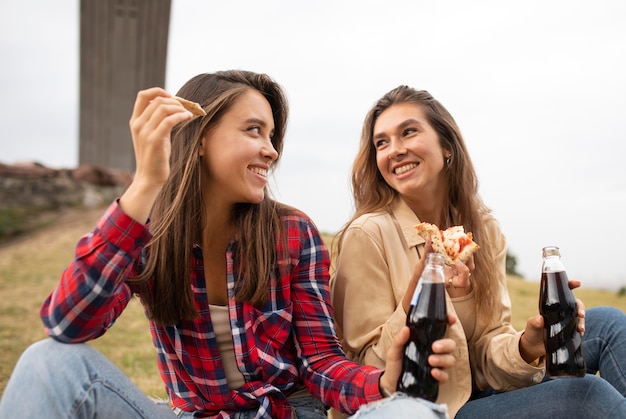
[40,201,152,343]
[330,223,408,370]
[469,217,545,391]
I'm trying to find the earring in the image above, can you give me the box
[445,156,451,165]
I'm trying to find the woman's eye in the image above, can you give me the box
[374,139,388,149]
[403,127,417,136]
[248,126,261,134]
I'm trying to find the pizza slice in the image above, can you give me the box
[415,222,480,266]
[174,96,207,118]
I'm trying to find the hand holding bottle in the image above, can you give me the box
[566,279,587,336]
[521,275,588,364]
[380,317,458,396]
[397,253,451,401]
[520,313,586,364]
[539,246,586,378]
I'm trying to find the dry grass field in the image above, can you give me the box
[1,207,624,399]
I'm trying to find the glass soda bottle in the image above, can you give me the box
[397,252,448,401]
[539,246,585,378]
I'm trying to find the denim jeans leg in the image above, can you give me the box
[288,395,327,419]
[582,306,626,396]
[349,392,448,419]
[0,339,177,419]
[456,374,626,419]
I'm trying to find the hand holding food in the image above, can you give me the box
[174,96,206,118]
[415,222,480,266]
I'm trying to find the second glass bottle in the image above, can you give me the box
[397,252,448,401]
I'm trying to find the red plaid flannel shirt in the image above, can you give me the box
[40,201,382,418]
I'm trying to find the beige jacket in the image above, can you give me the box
[330,197,544,418]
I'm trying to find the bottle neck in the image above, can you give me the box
[423,253,445,284]
[542,255,565,273]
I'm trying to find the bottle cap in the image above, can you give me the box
[542,246,560,258]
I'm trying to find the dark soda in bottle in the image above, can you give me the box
[539,246,585,378]
[397,252,447,401]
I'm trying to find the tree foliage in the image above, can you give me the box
[506,251,521,276]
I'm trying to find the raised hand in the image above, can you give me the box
[120,88,194,223]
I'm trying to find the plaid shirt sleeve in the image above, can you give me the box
[40,201,152,342]
[284,211,383,413]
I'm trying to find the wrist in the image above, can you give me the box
[519,332,544,364]
[378,373,393,398]
[119,180,161,224]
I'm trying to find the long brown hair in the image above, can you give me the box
[129,70,289,326]
[340,86,499,319]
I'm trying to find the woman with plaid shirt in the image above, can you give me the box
[0,71,456,419]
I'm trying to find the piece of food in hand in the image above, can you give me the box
[415,222,480,266]
[174,96,206,118]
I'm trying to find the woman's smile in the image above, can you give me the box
[394,162,419,176]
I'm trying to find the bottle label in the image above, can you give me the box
[410,282,423,306]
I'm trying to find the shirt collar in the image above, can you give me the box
[388,196,426,248]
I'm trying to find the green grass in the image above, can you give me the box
[1,211,624,399]
[0,207,58,240]
[0,207,164,398]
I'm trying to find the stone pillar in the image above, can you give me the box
[79,0,171,170]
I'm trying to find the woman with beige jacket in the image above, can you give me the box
[330,85,626,418]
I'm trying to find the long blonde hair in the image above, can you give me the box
[129,70,289,326]
[340,86,499,319]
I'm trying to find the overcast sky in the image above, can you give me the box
[1,0,625,291]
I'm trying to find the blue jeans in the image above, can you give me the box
[2,307,624,418]
[457,373,625,418]
[0,339,177,418]
[582,306,626,396]
[0,338,447,418]
[349,393,447,418]
[0,339,324,418]
[457,306,626,418]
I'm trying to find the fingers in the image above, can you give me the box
[454,260,471,287]
[128,88,195,186]
[578,315,586,336]
[130,92,194,142]
[388,326,410,363]
[429,338,457,383]
[576,298,586,335]
[568,283,585,335]
[466,255,476,272]
[386,329,457,388]
[527,313,544,332]
[431,366,449,383]
[444,260,472,295]
[431,338,456,358]
[576,298,586,314]
[380,326,411,392]
[424,237,434,254]
[568,279,582,290]
[131,87,170,121]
